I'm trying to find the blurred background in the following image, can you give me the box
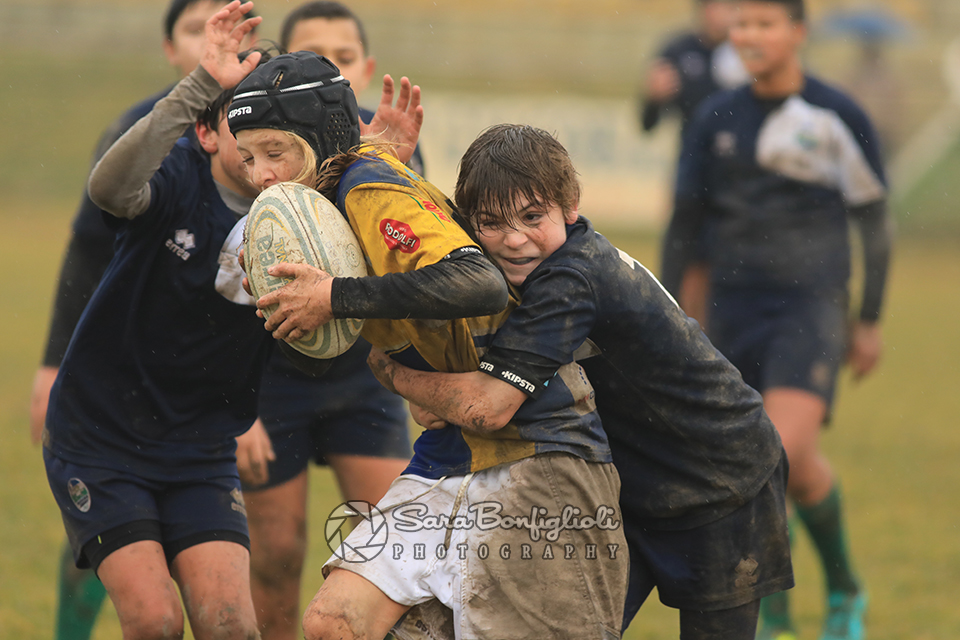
[1,0,958,638]
[4,0,960,228]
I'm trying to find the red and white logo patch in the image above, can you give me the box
[421,199,451,222]
[380,219,421,253]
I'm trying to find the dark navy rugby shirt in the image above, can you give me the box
[642,32,748,135]
[46,139,273,482]
[666,76,887,296]
[481,218,782,530]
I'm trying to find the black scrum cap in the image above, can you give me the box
[228,51,360,162]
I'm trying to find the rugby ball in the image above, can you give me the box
[244,182,367,359]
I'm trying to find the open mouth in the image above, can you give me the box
[503,257,536,266]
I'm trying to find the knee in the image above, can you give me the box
[250,526,307,585]
[119,602,185,640]
[302,601,360,640]
[190,607,259,640]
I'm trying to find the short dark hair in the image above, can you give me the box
[748,0,805,22]
[164,0,260,40]
[197,48,275,134]
[455,124,581,229]
[279,1,369,54]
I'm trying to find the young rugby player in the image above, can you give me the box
[640,0,747,136]
[661,1,892,638]
[237,4,427,639]
[227,54,626,640]
[641,0,748,326]
[44,5,270,637]
[365,123,793,640]
[29,1,258,637]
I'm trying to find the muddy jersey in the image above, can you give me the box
[335,155,611,478]
[482,218,783,530]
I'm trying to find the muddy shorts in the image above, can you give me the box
[324,452,627,640]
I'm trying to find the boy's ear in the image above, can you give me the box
[162,38,177,68]
[195,121,219,155]
[363,56,376,86]
[564,200,580,224]
[793,20,808,45]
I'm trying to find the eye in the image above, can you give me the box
[521,211,544,226]
[475,217,503,236]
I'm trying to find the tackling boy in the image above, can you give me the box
[366,124,794,640]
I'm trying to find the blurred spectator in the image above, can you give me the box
[638,0,749,137]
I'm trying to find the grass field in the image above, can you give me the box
[1,1,959,635]
[1,205,958,639]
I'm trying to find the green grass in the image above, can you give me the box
[893,135,960,236]
[2,209,957,639]
[2,16,959,635]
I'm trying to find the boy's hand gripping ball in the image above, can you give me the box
[244,182,367,358]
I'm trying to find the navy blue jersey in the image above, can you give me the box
[482,218,782,530]
[664,77,888,298]
[641,32,747,135]
[45,139,273,482]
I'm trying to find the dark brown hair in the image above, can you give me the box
[280,1,369,54]
[455,124,580,230]
[747,0,805,22]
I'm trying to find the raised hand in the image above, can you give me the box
[200,0,262,89]
[361,75,424,165]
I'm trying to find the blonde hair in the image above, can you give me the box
[268,129,405,200]
[315,135,402,200]
[283,131,319,187]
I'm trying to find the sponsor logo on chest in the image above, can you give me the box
[165,228,196,261]
[380,219,421,253]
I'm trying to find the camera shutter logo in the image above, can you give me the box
[324,501,388,562]
[67,478,91,513]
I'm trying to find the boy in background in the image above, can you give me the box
[661,1,892,638]
[640,0,748,325]
[639,0,747,136]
